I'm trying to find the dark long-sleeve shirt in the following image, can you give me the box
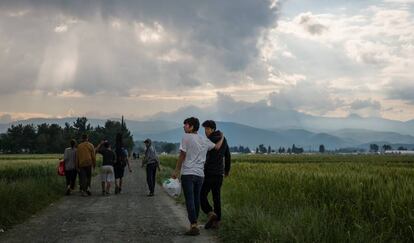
[204,130,231,176]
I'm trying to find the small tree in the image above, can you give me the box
[319,144,325,153]
[382,144,392,151]
[258,144,267,154]
[370,144,379,153]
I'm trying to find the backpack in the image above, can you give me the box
[115,147,127,167]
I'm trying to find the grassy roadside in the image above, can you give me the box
[0,157,64,230]
[159,154,414,242]
[0,155,103,231]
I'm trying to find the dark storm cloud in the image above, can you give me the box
[0,0,279,95]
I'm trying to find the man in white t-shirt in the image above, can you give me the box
[172,117,224,236]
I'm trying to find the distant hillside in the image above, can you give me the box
[145,105,414,135]
[135,122,351,150]
[331,129,414,144]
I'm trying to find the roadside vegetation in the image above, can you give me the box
[0,155,63,230]
[0,154,102,231]
[159,154,414,242]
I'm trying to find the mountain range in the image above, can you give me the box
[145,105,414,136]
[134,121,414,150]
[1,105,414,150]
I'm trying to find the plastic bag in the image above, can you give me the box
[162,178,181,197]
[57,159,65,176]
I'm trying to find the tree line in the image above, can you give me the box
[369,144,408,153]
[230,144,322,154]
[134,140,179,155]
[0,117,134,154]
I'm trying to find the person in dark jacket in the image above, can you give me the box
[200,120,231,229]
[114,133,132,194]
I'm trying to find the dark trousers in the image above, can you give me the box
[114,166,125,179]
[65,169,77,190]
[181,175,204,225]
[146,163,157,193]
[79,166,92,192]
[200,175,224,221]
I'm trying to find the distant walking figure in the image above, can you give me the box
[172,117,224,236]
[63,139,77,195]
[114,133,132,194]
[76,134,96,197]
[142,138,161,196]
[201,120,231,229]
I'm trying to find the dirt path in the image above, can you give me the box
[0,159,218,243]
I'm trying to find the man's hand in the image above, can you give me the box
[171,169,179,179]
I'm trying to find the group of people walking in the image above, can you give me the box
[62,133,131,196]
[61,117,231,236]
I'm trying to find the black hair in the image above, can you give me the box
[70,139,76,148]
[183,117,200,132]
[202,120,216,131]
[104,141,110,148]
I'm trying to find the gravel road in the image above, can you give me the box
[0,159,218,243]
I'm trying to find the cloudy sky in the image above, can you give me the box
[0,0,413,123]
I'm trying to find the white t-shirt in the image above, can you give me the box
[179,133,215,177]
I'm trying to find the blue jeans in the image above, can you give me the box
[181,175,204,224]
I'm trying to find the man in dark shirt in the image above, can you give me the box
[200,120,231,229]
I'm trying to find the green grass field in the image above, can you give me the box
[0,155,65,230]
[0,154,103,230]
[3,153,414,242]
[159,154,414,243]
